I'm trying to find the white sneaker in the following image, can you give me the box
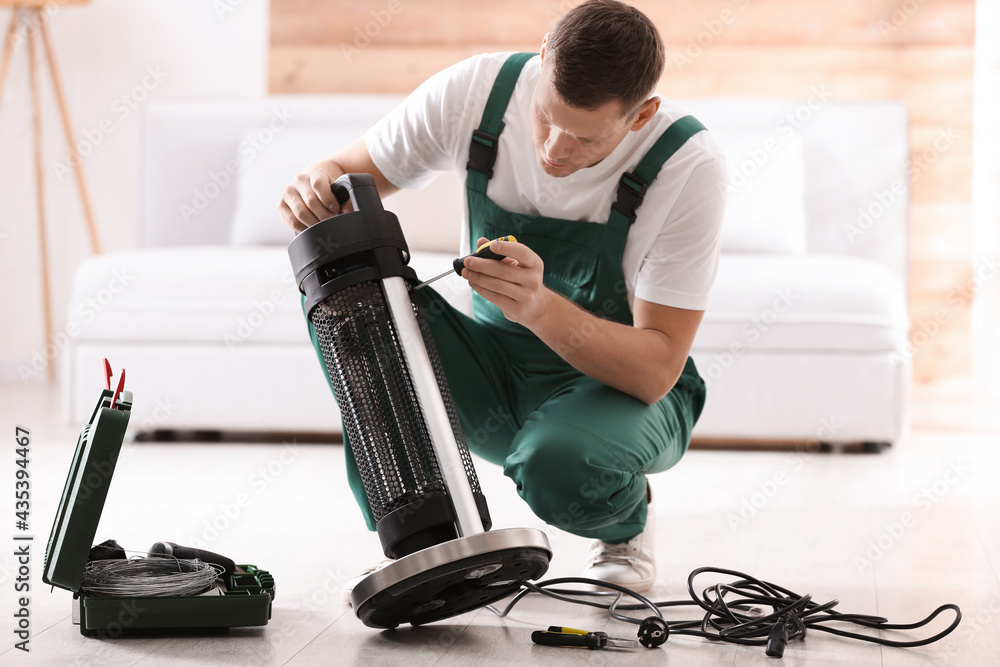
[340,557,394,605]
[582,486,656,592]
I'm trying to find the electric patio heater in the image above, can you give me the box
[288,174,551,629]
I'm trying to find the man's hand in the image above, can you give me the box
[276,136,399,232]
[278,161,350,233]
[462,237,553,327]
[463,235,703,405]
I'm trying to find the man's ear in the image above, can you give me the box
[540,33,549,62]
[630,96,661,132]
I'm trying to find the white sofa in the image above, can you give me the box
[63,95,911,445]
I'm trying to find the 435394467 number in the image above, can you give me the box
[15,426,30,532]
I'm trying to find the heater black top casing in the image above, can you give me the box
[289,173,416,317]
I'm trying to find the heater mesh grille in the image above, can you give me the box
[409,293,481,498]
[310,279,481,522]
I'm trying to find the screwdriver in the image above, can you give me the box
[413,235,517,290]
[531,626,638,650]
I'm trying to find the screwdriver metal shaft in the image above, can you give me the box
[413,268,455,290]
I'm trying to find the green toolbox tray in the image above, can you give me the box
[43,386,276,636]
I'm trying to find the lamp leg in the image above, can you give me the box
[37,10,101,255]
[27,23,55,384]
[0,11,19,107]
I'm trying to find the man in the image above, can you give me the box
[279,0,726,595]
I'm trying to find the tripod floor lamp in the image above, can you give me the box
[0,0,102,382]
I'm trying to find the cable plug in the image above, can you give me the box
[637,616,669,648]
[765,615,789,658]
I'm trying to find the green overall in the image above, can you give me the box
[307,52,707,543]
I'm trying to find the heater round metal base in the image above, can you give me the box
[352,528,552,629]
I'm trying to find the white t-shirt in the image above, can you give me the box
[366,52,727,311]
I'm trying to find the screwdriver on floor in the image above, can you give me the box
[413,235,517,290]
[531,626,638,650]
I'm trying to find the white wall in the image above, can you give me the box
[0,0,268,384]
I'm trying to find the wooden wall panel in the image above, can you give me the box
[270,0,975,389]
[271,0,975,47]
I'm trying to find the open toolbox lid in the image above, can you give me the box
[43,387,132,593]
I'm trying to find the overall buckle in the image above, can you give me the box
[467,129,499,178]
[612,172,649,224]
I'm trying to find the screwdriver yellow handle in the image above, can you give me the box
[547,626,589,635]
[453,235,517,273]
[474,235,517,254]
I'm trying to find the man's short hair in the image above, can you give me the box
[546,0,665,117]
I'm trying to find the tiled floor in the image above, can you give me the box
[0,384,997,666]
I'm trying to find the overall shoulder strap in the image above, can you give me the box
[608,115,707,235]
[466,52,537,193]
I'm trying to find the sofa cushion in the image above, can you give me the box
[226,112,811,259]
[229,128,356,246]
[717,132,808,255]
[712,129,808,255]
[229,123,809,257]
[694,254,908,353]
[71,249,904,355]
[68,247,467,345]
[227,125,467,254]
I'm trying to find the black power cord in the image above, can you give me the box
[487,566,962,657]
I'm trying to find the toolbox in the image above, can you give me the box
[43,378,276,636]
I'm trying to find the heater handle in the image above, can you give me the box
[331,173,386,217]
